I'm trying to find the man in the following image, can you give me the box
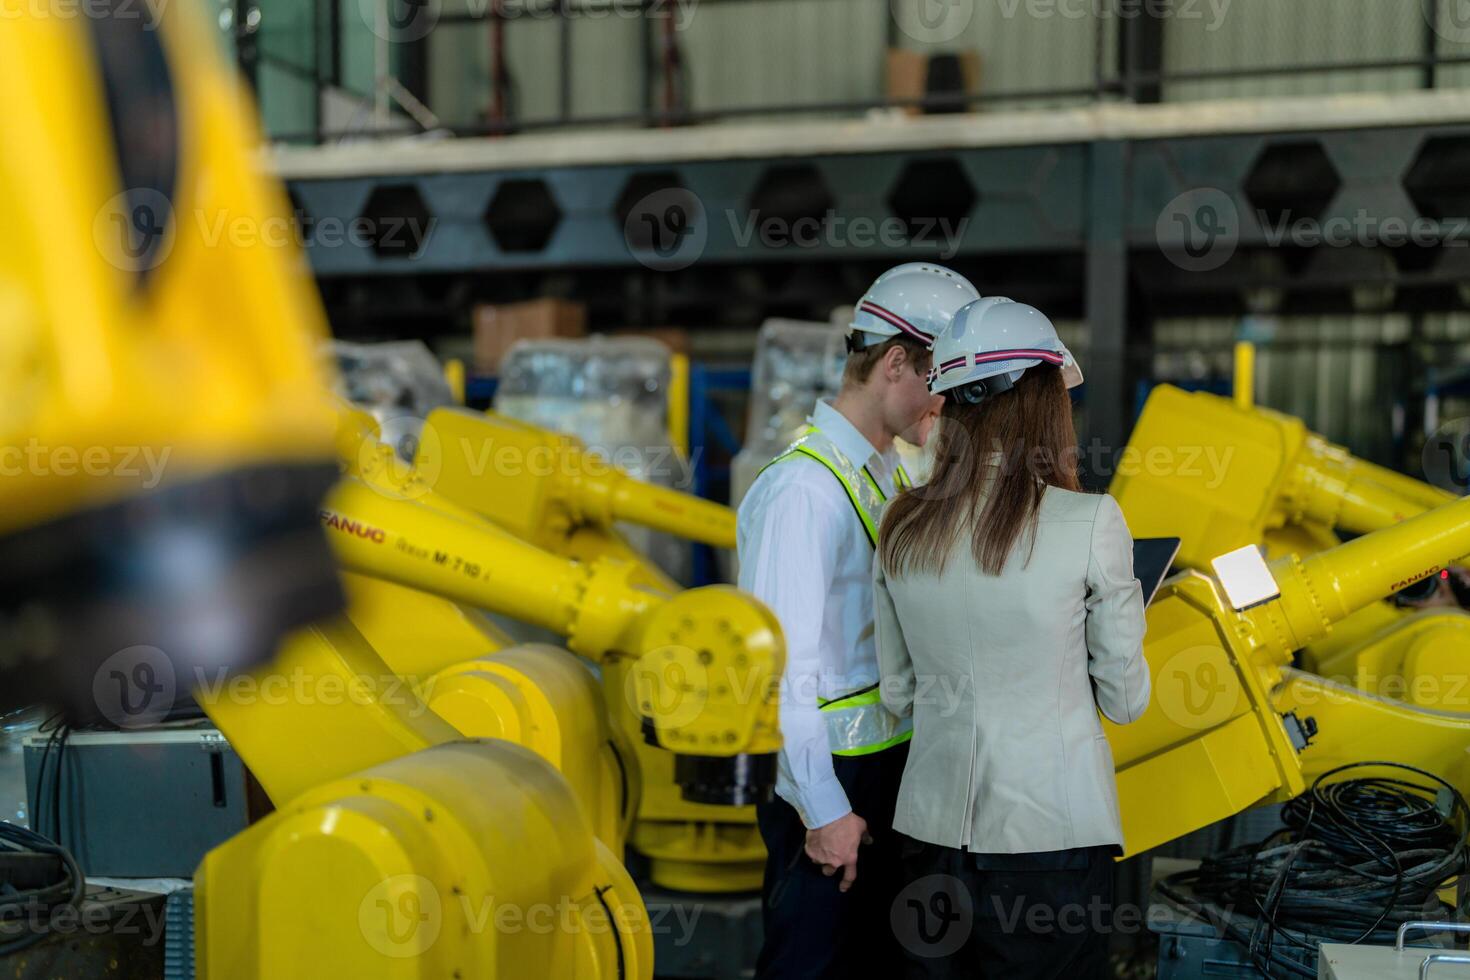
[737,263,980,977]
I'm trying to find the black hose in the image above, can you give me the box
[1159,762,1470,978]
[0,820,85,956]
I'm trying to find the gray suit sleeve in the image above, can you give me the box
[873,558,916,719]
[1085,494,1151,724]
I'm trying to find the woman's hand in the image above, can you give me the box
[804,811,873,892]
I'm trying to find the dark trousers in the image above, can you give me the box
[754,742,909,979]
[893,835,1115,979]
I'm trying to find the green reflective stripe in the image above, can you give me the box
[833,729,912,757]
[863,462,911,501]
[818,684,912,755]
[762,447,878,548]
[760,425,893,552]
[862,465,888,503]
[793,424,904,502]
[818,683,880,711]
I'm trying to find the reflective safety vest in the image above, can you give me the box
[760,425,914,756]
[761,426,911,547]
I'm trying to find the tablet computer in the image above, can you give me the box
[1134,537,1182,607]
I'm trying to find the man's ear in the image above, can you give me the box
[883,343,909,382]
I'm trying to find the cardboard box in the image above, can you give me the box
[886,48,981,116]
[472,298,587,374]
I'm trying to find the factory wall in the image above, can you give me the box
[1148,313,1470,466]
[243,0,1470,138]
[253,0,317,138]
[419,0,1108,127]
[424,0,888,127]
[242,0,1470,137]
[1162,0,1428,101]
[1049,313,1470,470]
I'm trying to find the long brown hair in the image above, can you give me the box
[878,364,1081,578]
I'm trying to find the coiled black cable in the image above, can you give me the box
[1158,762,1470,978]
[0,713,83,955]
[0,820,85,956]
[33,714,69,842]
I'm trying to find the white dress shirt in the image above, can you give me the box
[736,400,905,829]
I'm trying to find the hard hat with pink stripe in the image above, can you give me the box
[847,262,980,352]
[927,297,1083,402]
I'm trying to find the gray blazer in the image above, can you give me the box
[873,488,1149,854]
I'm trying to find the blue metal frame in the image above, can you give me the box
[464,375,498,406]
[1401,366,1470,487]
[688,364,751,586]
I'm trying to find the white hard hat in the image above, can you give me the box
[847,263,980,351]
[927,297,1083,400]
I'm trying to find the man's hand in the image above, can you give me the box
[804,812,872,892]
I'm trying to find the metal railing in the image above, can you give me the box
[235,0,1470,144]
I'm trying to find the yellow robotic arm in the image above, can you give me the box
[1116,493,1470,855]
[418,406,736,555]
[1112,384,1470,694]
[197,734,652,979]
[190,529,654,975]
[5,7,658,977]
[304,408,643,856]
[1111,385,1455,568]
[342,404,776,891]
[0,4,343,719]
[320,474,784,804]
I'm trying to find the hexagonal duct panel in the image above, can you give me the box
[358,184,433,259]
[886,158,977,241]
[748,164,835,230]
[485,179,563,253]
[615,171,687,250]
[1242,141,1342,227]
[1405,135,1470,221]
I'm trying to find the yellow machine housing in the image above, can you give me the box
[348,574,638,852]
[406,406,766,890]
[0,9,335,533]
[318,475,784,778]
[1111,493,1470,854]
[0,8,683,978]
[1111,384,1449,569]
[0,1,344,717]
[308,421,644,852]
[1110,383,1470,691]
[329,414,784,828]
[195,531,658,976]
[342,571,514,672]
[420,406,735,562]
[197,739,650,979]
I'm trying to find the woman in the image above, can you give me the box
[873,297,1150,979]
